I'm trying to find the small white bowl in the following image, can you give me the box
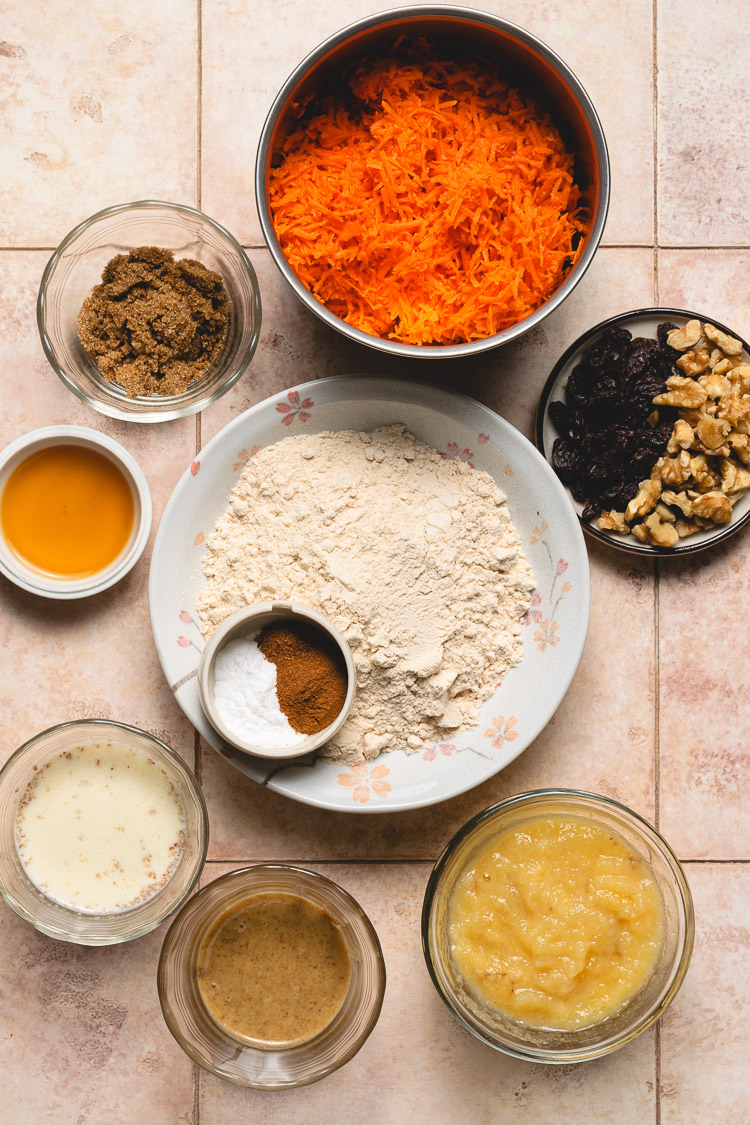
[198,601,356,760]
[0,425,152,599]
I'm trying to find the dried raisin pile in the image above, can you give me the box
[550,324,679,520]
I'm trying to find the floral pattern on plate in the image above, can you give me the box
[150,376,589,812]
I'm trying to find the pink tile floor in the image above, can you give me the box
[1,2,748,1121]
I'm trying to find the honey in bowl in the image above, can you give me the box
[1,443,135,578]
[197,892,352,1047]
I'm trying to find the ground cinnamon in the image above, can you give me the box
[257,620,348,736]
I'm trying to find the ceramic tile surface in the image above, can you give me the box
[0,904,194,1124]
[202,0,653,247]
[2,1,750,1122]
[659,864,750,1125]
[0,2,198,247]
[198,864,657,1125]
[657,0,750,247]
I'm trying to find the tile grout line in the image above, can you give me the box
[652,0,661,841]
[204,857,434,866]
[654,559,660,835]
[194,13,203,1124]
[203,856,750,865]
[197,0,202,212]
[681,858,750,864]
[653,5,661,1124]
[655,1021,662,1125]
[2,243,750,254]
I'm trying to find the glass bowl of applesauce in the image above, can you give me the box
[0,720,208,945]
[157,865,386,1088]
[422,789,694,1063]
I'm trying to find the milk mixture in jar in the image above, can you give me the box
[15,743,186,914]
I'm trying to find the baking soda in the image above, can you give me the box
[213,635,307,750]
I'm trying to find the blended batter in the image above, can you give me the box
[197,892,352,1046]
[448,816,664,1030]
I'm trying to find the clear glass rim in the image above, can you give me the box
[421,788,695,1063]
[36,199,262,423]
[157,863,387,1088]
[0,718,209,945]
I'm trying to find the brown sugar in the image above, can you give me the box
[77,246,230,397]
[257,619,348,736]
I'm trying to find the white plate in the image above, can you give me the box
[149,377,589,812]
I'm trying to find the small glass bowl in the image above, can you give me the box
[198,601,356,759]
[37,200,262,422]
[158,865,386,1088]
[0,720,208,945]
[422,789,694,1063]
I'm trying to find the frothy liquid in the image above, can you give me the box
[15,743,186,914]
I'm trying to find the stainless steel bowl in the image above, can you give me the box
[256,5,610,359]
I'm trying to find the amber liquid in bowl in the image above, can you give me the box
[1,444,134,578]
[196,891,352,1047]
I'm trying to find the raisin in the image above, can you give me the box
[547,322,681,520]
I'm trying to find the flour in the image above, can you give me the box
[198,426,535,765]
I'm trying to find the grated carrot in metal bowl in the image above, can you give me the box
[268,40,587,347]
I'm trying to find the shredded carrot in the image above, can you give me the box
[269,40,587,346]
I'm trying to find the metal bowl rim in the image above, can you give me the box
[255,3,611,359]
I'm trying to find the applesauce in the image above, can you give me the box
[447,816,664,1030]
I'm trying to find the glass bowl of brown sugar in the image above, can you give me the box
[37,200,262,422]
[198,601,356,759]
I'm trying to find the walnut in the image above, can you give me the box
[667,320,703,351]
[698,371,731,399]
[598,510,629,534]
[677,346,712,376]
[646,410,660,428]
[720,458,750,494]
[691,491,732,523]
[643,512,679,546]
[653,450,692,486]
[716,395,750,426]
[654,502,676,522]
[712,356,733,377]
[667,418,694,453]
[675,519,698,538]
[691,442,731,459]
[631,523,650,543]
[728,432,750,464]
[690,454,721,492]
[661,489,694,517]
[694,413,732,450]
[653,376,708,409]
[625,478,662,521]
[728,364,750,394]
[704,323,743,356]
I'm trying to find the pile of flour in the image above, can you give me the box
[198,425,535,765]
